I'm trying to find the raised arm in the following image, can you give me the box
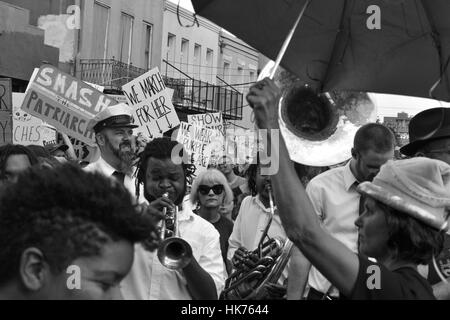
[247,78,360,297]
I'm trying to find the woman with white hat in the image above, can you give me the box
[247,78,449,299]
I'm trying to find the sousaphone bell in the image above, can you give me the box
[257,61,378,167]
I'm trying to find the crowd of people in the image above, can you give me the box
[0,78,449,300]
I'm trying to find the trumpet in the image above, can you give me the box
[157,193,193,270]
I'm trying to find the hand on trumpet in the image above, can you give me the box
[145,195,176,223]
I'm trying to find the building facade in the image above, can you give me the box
[0,0,60,91]
[77,0,164,92]
[383,112,411,145]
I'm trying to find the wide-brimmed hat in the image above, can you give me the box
[357,158,450,231]
[400,107,450,157]
[88,103,138,133]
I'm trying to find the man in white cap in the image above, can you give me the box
[84,103,139,197]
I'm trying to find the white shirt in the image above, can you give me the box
[84,156,140,201]
[228,195,288,284]
[120,204,226,300]
[306,161,360,297]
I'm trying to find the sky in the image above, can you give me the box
[169,0,450,120]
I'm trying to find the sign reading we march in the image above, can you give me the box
[122,67,180,139]
[21,65,117,145]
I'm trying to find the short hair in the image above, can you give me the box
[377,200,445,265]
[190,169,233,206]
[0,164,157,285]
[354,123,395,154]
[135,137,196,200]
[0,144,38,178]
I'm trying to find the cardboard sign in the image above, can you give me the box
[176,122,215,173]
[12,93,57,146]
[122,67,180,139]
[0,78,13,146]
[21,65,118,145]
[187,112,225,136]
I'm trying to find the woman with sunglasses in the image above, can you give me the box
[190,169,234,274]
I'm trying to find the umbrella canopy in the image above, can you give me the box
[193,0,450,101]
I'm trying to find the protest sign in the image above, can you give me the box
[187,112,225,136]
[21,65,118,145]
[176,121,215,173]
[0,78,13,146]
[12,93,57,146]
[122,67,180,139]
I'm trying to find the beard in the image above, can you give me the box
[105,137,136,171]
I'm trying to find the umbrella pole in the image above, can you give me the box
[269,0,312,80]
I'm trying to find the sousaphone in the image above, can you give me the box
[257,61,378,167]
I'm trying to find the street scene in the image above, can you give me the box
[0,0,449,306]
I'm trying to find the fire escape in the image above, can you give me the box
[78,59,243,121]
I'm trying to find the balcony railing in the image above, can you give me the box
[163,76,243,120]
[79,59,147,91]
[78,59,243,120]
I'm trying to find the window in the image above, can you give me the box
[165,34,176,76]
[223,62,230,83]
[194,44,201,79]
[181,38,189,73]
[92,2,110,59]
[143,23,153,69]
[237,66,244,86]
[120,13,134,64]
[249,70,255,82]
[206,49,213,83]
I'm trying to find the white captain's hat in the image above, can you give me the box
[88,103,138,133]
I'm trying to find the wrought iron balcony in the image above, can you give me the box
[163,76,243,120]
[78,59,243,120]
[78,59,147,92]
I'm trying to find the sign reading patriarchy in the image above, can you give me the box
[0,78,13,146]
[21,65,117,145]
[122,67,180,139]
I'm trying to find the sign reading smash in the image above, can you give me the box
[21,65,117,145]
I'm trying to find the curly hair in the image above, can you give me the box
[378,201,445,265]
[135,137,196,202]
[0,144,38,178]
[0,163,157,285]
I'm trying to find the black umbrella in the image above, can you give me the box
[193,0,450,101]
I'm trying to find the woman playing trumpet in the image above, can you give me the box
[247,78,448,299]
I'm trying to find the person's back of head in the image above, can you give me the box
[0,163,157,299]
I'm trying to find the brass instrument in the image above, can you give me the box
[221,186,293,300]
[257,61,377,167]
[157,193,193,270]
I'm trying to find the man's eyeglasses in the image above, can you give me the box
[198,184,224,195]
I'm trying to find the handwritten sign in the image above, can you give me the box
[12,93,57,146]
[122,67,180,139]
[176,122,215,173]
[0,78,13,146]
[188,112,225,136]
[21,65,117,145]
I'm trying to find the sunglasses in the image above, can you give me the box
[198,184,224,195]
